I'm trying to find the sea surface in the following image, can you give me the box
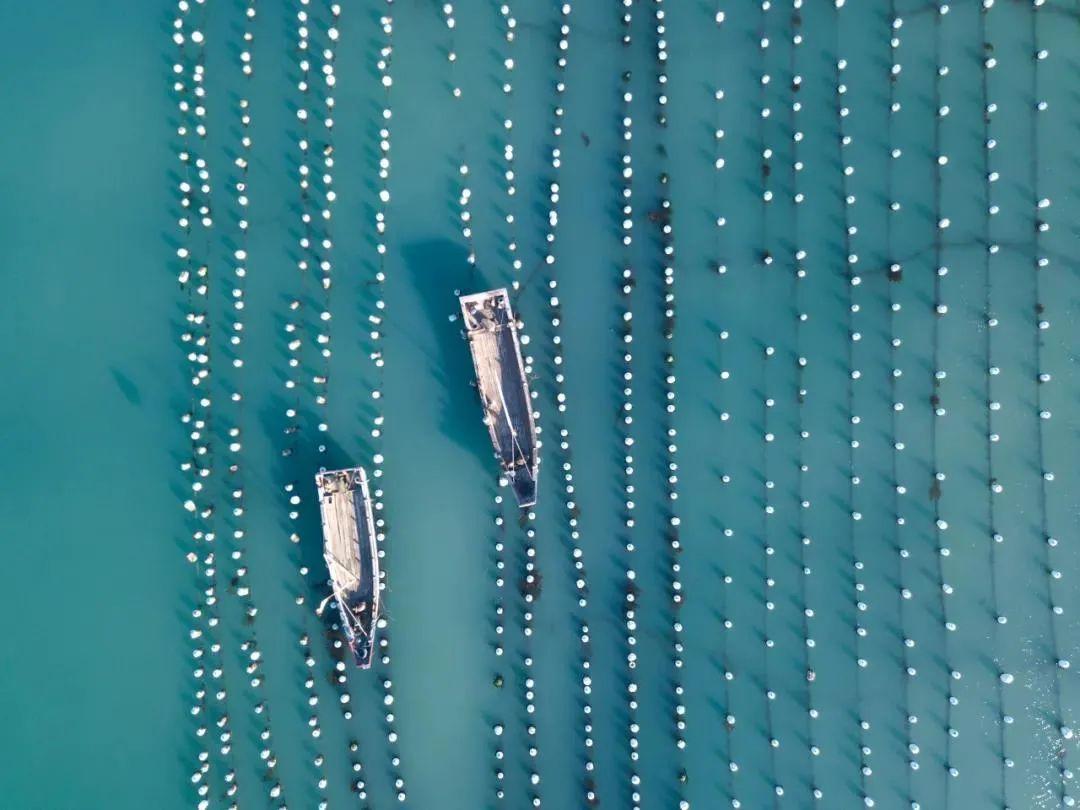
[1,2,1079,809]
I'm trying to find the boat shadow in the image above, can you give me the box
[256,393,364,600]
[399,238,498,474]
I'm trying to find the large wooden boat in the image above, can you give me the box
[460,288,539,508]
[315,467,380,668]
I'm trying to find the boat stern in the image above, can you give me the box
[510,466,538,508]
[350,635,374,669]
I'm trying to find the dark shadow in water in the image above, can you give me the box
[399,238,495,470]
[111,368,142,406]
[257,392,326,584]
[256,388,378,611]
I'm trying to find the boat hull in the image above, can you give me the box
[315,467,381,668]
[460,288,540,508]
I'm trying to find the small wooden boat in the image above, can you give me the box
[460,288,539,507]
[315,467,380,668]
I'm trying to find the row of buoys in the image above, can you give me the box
[369,3,409,802]
[440,3,462,100]
[707,7,740,806]
[785,6,825,806]
[616,6,642,810]
[454,3,552,803]
[172,3,247,807]
[1027,7,1071,804]
[519,247,541,810]
[458,164,476,266]
[284,3,336,804]
[218,3,293,807]
[972,4,1019,799]
[506,20,542,778]
[739,5,797,803]
[490,489,508,801]
[538,4,600,806]
[922,8,964,803]
[497,3,523,282]
[652,5,689,807]
[442,3,478,268]
[979,7,1008,791]
[291,1,404,803]
[310,8,383,797]
[522,512,541,809]
[883,11,923,806]
[832,16,878,806]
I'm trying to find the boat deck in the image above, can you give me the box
[317,469,376,607]
[460,289,537,477]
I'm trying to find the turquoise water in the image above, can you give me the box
[2,1,1080,809]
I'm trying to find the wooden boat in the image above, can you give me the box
[315,467,380,668]
[459,288,539,507]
